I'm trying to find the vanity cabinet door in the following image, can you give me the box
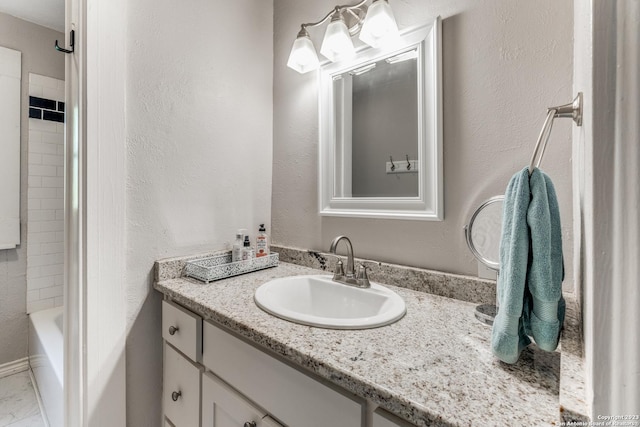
[203,321,362,427]
[372,408,415,427]
[202,371,283,427]
[164,343,202,427]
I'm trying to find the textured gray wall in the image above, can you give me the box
[0,12,64,365]
[125,0,273,424]
[272,0,574,289]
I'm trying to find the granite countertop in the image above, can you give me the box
[154,261,561,427]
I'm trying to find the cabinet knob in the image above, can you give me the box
[243,422,256,427]
[171,390,181,402]
[168,325,179,335]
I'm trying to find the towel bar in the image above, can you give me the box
[529,92,583,174]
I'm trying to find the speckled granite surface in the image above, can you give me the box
[559,297,590,423]
[272,245,497,306]
[154,262,561,427]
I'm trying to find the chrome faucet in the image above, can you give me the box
[329,235,370,288]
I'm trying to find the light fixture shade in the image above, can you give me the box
[320,15,356,62]
[287,33,320,74]
[359,0,400,48]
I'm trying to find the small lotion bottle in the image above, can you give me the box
[241,235,255,261]
[255,224,269,258]
[232,231,244,262]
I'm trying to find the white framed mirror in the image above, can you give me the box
[319,17,442,220]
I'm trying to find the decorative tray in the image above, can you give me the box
[184,252,279,283]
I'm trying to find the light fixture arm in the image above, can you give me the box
[300,0,369,30]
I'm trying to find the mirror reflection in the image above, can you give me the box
[333,49,419,198]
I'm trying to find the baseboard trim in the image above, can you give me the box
[0,357,29,379]
[28,367,50,427]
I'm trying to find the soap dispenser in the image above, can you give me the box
[255,224,269,258]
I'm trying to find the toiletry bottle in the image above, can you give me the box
[241,235,255,261]
[255,224,269,258]
[232,231,244,262]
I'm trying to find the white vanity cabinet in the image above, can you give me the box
[162,298,415,427]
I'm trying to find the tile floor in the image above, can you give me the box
[0,371,45,427]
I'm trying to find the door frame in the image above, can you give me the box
[63,0,127,425]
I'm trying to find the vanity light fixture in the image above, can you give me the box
[287,0,400,74]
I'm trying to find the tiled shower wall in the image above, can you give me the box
[26,73,64,313]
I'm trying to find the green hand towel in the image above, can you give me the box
[526,168,565,352]
[492,167,565,363]
[492,168,532,364]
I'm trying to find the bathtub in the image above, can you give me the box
[29,306,63,427]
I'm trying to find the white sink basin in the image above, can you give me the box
[254,275,406,329]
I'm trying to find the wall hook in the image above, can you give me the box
[55,30,75,54]
[389,156,396,171]
[406,155,411,170]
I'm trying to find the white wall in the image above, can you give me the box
[576,0,640,416]
[0,12,64,366]
[125,0,273,424]
[272,0,574,287]
[27,73,65,314]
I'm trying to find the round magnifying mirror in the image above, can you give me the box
[464,195,504,326]
[465,196,504,271]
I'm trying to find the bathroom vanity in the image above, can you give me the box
[155,255,562,427]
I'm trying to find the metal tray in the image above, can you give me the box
[184,252,279,283]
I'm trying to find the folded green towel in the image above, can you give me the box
[491,167,565,363]
[526,168,566,351]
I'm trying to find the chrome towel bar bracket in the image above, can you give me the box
[529,92,583,174]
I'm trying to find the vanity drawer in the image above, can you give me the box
[164,343,202,427]
[202,321,362,427]
[163,299,202,362]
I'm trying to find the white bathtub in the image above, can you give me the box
[29,306,63,427]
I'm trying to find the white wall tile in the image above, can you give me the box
[41,154,63,166]
[28,84,43,98]
[42,86,64,102]
[28,298,54,313]
[28,118,57,132]
[28,176,42,188]
[28,153,42,165]
[27,75,65,312]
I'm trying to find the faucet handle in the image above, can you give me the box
[356,264,371,288]
[333,259,345,280]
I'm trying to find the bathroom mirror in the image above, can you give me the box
[319,18,442,220]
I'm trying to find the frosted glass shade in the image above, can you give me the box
[287,34,320,74]
[320,17,355,62]
[359,0,400,48]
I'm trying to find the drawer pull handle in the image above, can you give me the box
[171,391,181,402]
[168,325,179,335]
[243,422,257,427]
